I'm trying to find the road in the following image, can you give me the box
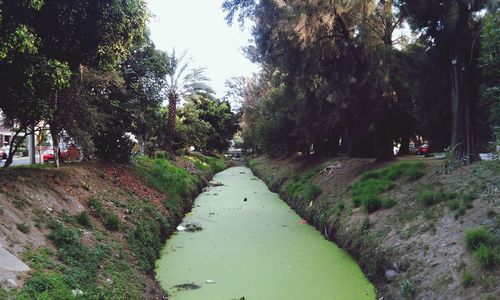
[0,156,41,167]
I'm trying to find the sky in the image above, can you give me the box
[146,0,259,98]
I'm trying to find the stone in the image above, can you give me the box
[3,278,18,289]
[385,269,399,281]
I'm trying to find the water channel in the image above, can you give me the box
[156,166,375,300]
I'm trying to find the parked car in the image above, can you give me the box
[409,143,430,155]
[0,145,9,160]
[43,144,81,163]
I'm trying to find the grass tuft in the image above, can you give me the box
[474,244,498,269]
[464,227,491,251]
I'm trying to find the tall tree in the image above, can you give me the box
[164,49,213,149]
[399,0,487,163]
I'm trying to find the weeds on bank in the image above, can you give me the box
[352,161,425,213]
[284,167,322,202]
[133,156,195,197]
[464,227,499,269]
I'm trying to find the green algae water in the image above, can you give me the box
[156,166,375,300]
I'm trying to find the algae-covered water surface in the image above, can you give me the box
[156,166,375,300]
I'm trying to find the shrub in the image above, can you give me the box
[475,244,498,269]
[104,213,121,231]
[76,211,92,228]
[17,223,30,234]
[88,197,105,218]
[16,271,74,300]
[464,227,491,251]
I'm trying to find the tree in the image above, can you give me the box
[399,0,487,163]
[478,9,499,150]
[164,49,213,149]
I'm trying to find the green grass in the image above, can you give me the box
[351,161,426,213]
[475,244,498,269]
[16,222,30,234]
[284,167,322,202]
[133,156,195,197]
[360,161,426,182]
[417,189,456,206]
[461,271,475,287]
[464,227,492,251]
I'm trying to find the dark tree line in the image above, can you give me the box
[224,0,499,162]
[0,0,239,167]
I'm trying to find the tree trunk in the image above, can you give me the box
[398,137,410,156]
[50,125,60,168]
[450,46,472,164]
[165,96,177,150]
[3,129,25,168]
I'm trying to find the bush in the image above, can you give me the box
[475,244,498,269]
[76,211,92,228]
[16,271,74,300]
[104,213,121,231]
[88,197,105,218]
[464,227,491,251]
[17,222,30,234]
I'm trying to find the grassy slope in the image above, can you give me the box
[0,154,227,299]
[249,155,499,300]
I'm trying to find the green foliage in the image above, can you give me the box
[88,197,105,218]
[284,168,322,202]
[126,200,172,271]
[76,212,92,228]
[104,213,121,231]
[464,227,492,251]
[461,271,475,287]
[16,222,30,234]
[352,162,426,213]
[133,156,193,196]
[16,271,75,300]
[474,244,498,269]
[417,189,456,206]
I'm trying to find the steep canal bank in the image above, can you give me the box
[156,166,375,299]
[247,155,500,299]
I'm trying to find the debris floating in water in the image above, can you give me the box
[244,197,247,202]
[300,219,307,224]
[173,283,201,291]
[205,279,216,284]
[176,225,186,231]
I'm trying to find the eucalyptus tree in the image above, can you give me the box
[164,49,213,149]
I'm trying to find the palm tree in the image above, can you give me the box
[165,49,213,148]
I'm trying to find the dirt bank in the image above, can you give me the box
[0,154,226,299]
[248,155,499,299]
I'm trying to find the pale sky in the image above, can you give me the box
[146,0,259,98]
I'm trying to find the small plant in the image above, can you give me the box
[475,244,498,269]
[105,213,121,231]
[89,197,106,218]
[464,227,491,251]
[76,211,93,228]
[17,222,30,234]
[360,217,370,233]
[399,278,414,297]
[461,271,475,287]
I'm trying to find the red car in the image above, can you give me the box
[410,143,430,155]
[43,145,81,163]
[0,148,7,160]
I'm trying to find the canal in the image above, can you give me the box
[156,166,375,299]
